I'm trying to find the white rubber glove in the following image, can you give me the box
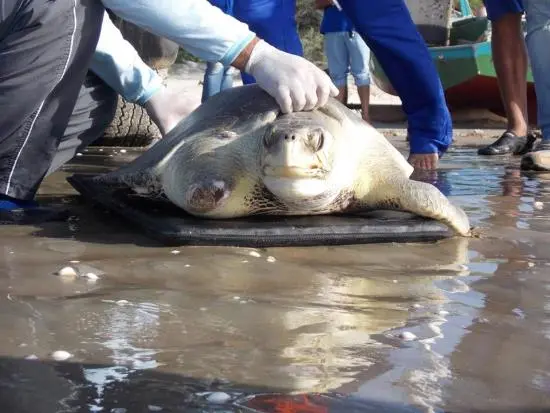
[144,84,200,136]
[245,40,339,113]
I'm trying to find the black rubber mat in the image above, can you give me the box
[67,174,453,247]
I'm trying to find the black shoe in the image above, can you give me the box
[477,131,537,156]
[0,205,70,225]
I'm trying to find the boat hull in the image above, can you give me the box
[370,40,538,124]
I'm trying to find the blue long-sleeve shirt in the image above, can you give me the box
[208,0,233,14]
[339,0,453,155]
[90,11,164,105]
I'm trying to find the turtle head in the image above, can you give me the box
[260,106,352,208]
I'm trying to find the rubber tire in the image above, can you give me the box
[92,12,179,148]
[93,96,162,148]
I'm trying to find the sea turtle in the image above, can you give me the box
[91,84,470,236]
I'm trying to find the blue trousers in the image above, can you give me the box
[339,0,452,155]
[523,0,550,141]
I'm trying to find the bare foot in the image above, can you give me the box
[408,153,439,170]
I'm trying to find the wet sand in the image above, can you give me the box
[1,137,550,412]
[0,66,548,411]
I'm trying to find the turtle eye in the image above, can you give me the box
[217,130,238,140]
[263,127,278,148]
[309,129,324,152]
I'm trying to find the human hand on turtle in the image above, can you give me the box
[242,39,339,114]
[144,84,200,136]
[408,153,439,170]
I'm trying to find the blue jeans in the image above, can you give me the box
[524,0,550,141]
[201,62,234,103]
[324,31,371,87]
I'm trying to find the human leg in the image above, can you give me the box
[347,32,372,122]
[47,73,118,176]
[478,0,535,155]
[520,0,550,170]
[324,32,350,105]
[0,0,104,205]
[524,0,550,143]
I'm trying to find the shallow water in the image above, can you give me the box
[0,147,549,412]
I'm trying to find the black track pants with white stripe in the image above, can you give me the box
[0,0,116,200]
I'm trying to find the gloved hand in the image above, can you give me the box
[245,40,339,113]
[144,84,200,136]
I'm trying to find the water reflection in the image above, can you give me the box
[0,235,471,409]
[355,149,550,412]
[441,157,550,412]
[0,149,549,411]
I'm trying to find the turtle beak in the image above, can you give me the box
[261,127,330,178]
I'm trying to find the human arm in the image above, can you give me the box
[337,0,453,170]
[101,0,255,67]
[101,0,338,113]
[90,11,163,105]
[90,11,198,136]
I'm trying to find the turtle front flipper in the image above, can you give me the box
[367,178,471,236]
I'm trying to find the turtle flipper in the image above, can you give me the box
[366,178,471,236]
